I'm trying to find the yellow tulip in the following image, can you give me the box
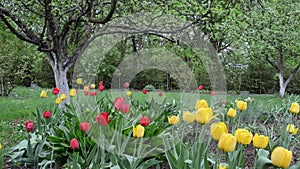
[40,90,47,98]
[168,116,180,125]
[127,91,132,97]
[210,122,228,141]
[55,98,62,104]
[77,78,83,85]
[227,108,237,118]
[195,99,209,110]
[253,133,269,149]
[182,111,195,123]
[218,164,227,169]
[234,128,253,145]
[0,143,2,150]
[60,94,67,100]
[195,108,213,124]
[90,84,96,89]
[133,124,144,138]
[218,133,236,152]
[286,124,299,135]
[289,102,299,114]
[69,89,77,97]
[271,146,292,168]
[236,100,247,111]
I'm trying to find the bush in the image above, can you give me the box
[144,84,155,92]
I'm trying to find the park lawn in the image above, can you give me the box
[0,86,283,148]
[0,86,283,122]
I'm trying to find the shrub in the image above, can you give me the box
[144,84,155,92]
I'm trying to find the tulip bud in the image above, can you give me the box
[168,116,180,125]
[69,89,77,97]
[43,110,51,119]
[210,122,228,141]
[234,128,253,145]
[25,121,34,132]
[40,90,47,98]
[142,88,148,94]
[52,88,60,95]
[218,133,236,152]
[289,102,299,114]
[253,133,269,149]
[195,99,209,110]
[133,124,145,138]
[55,98,62,104]
[140,116,150,126]
[236,100,247,111]
[70,138,79,150]
[76,78,82,85]
[286,124,299,135]
[271,147,292,168]
[60,94,67,100]
[90,84,96,89]
[195,108,213,124]
[227,108,237,118]
[182,111,195,123]
[80,122,90,132]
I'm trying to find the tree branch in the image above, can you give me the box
[0,15,38,45]
[284,62,300,87]
[0,7,40,45]
[63,25,92,70]
[266,55,279,71]
[89,0,117,24]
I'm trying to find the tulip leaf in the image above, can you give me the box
[257,149,269,157]
[256,157,273,169]
[288,161,300,169]
[184,159,192,164]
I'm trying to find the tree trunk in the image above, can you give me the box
[53,64,70,105]
[279,71,286,97]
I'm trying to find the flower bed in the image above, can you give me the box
[3,82,300,169]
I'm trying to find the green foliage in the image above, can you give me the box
[144,84,155,92]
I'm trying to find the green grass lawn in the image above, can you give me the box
[0,86,284,121]
[0,86,284,148]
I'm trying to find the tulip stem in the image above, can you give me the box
[195,122,199,142]
[237,144,244,168]
[253,148,258,169]
[225,152,229,166]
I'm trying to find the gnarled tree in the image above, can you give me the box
[0,0,117,102]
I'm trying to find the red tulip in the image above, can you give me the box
[89,91,97,96]
[114,97,130,113]
[114,97,125,109]
[124,82,129,88]
[159,92,163,97]
[43,110,51,119]
[119,104,130,113]
[140,116,150,126]
[198,85,204,90]
[80,122,90,132]
[70,138,79,150]
[52,87,60,95]
[210,91,216,96]
[99,85,104,91]
[25,121,34,132]
[99,81,103,86]
[95,112,110,125]
[84,91,89,95]
[142,88,148,94]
